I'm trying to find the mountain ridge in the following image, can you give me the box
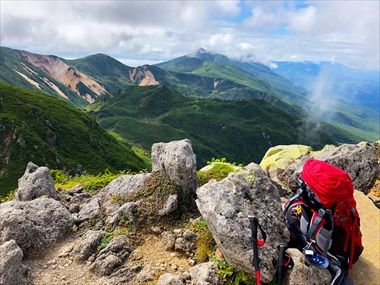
[1,46,378,143]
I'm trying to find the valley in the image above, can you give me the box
[0,46,379,197]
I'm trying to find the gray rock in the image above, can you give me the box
[158,194,179,216]
[76,197,101,223]
[0,197,74,256]
[283,248,331,285]
[0,240,30,285]
[287,144,379,194]
[161,231,176,250]
[94,265,142,285]
[196,163,289,283]
[174,237,196,254]
[91,254,123,276]
[315,144,379,193]
[157,273,184,285]
[91,235,134,276]
[68,184,84,195]
[72,230,105,263]
[69,203,80,213]
[183,229,196,240]
[135,264,156,283]
[102,200,122,217]
[106,202,137,226]
[190,262,222,285]
[152,139,197,201]
[15,162,57,201]
[97,173,150,201]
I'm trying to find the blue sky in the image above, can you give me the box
[1,1,379,70]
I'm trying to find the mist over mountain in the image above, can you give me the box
[271,61,380,112]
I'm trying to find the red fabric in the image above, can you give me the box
[301,158,355,208]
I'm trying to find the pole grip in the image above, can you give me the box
[249,216,260,271]
[277,243,288,285]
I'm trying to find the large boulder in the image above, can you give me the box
[0,197,74,256]
[15,162,57,201]
[286,144,379,193]
[260,145,337,179]
[315,144,379,193]
[260,145,313,178]
[196,163,289,283]
[0,240,30,285]
[96,173,150,202]
[152,139,197,201]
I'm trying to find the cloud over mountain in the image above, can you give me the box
[1,1,379,70]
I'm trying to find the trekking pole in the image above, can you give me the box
[277,243,288,285]
[249,216,267,285]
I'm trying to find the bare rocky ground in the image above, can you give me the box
[8,142,380,285]
[24,232,194,285]
[23,191,380,285]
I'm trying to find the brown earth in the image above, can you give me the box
[24,232,193,285]
[21,51,107,103]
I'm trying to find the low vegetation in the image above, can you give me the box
[0,82,149,197]
[88,85,338,169]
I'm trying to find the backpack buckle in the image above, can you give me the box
[318,208,325,217]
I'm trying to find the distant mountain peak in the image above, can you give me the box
[197,47,208,54]
[187,47,216,58]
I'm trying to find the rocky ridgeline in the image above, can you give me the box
[0,139,379,285]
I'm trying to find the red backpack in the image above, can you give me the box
[284,159,363,282]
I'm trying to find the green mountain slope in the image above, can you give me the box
[87,85,337,168]
[156,49,379,143]
[0,46,90,108]
[156,48,308,105]
[0,82,148,196]
[62,54,134,92]
[2,46,377,143]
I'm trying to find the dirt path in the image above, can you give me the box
[24,233,193,285]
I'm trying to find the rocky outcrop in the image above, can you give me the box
[15,162,57,201]
[152,139,197,201]
[0,240,30,285]
[76,197,102,223]
[314,144,379,193]
[72,230,105,263]
[190,262,222,285]
[158,194,179,216]
[0,197,74,256]
[97,173,150,202]
[1,141,378,285]
[285,144,379,193]
[196,163,289,283]
[283,248,331,285]
[106,202,137,226]
[90,235,134,276]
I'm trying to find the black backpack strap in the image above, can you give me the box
[306,208,334,257]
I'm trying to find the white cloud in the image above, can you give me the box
[0,0,378,70]
[209,33,233,47]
